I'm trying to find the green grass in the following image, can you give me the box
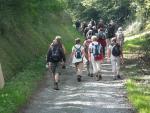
[0,12,82,80]
[0,57,45,113]
[124,35,149,52]
[123,34,150,113]
[126,79,150,113]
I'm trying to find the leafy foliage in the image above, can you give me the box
[66,0,150,26]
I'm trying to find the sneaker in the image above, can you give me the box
[113,76,117,80]
[117,75,121,79]
[54,82,59,90]
[96,74,102,81]
[90,74,93,77]
[77,75,81,82]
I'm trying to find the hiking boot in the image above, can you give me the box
[54,82,59,90]
[96,74,102,81]
[113,76,117,80]
[90,74,93,77]
[117,75,121,79]
[77,75,81,82]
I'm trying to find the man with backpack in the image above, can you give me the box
[75,20,81,32]
[107,37,124,80]
[106,20,116,47]
[47,36,66,90]
[88,36,103,81]
[71,38,85,82]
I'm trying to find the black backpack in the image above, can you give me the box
[112,44,121,57]
[51,44,62,62]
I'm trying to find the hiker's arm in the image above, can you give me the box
[107,47,111,62]
[120,50,124,64]
[47,48,52,68]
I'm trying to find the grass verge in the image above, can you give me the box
[0,57,45,113]
[123,34,150,113]
[126,79,150,113]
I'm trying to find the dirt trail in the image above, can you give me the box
[22,60,135,113]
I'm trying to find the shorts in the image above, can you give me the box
[50,62,61,75]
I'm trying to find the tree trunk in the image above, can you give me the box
[0,63,5,89]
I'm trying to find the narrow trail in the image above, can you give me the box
[22,60,135,113]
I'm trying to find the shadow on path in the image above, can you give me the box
[21,61,135,113]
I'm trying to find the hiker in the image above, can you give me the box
[106,20,116,47]
[86,29,93,39]
[89,18,96,27]
[97,28,106,57]
[71,38,85,82]
[115,27,124,50]
[84,24,92,38]
[75,20,81,32]
[107,37,124,80]
[80,21,87,35]
[92,26,98,35]
[83,37,93,77]
[97,19,105,30]
[88,36,103,81]
[47,36,66,90]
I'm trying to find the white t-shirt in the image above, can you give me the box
[72,44,84,64]
[89,41,102,61]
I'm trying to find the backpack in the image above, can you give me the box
[74,46,82,59]
[112,44,121,57]
[51,45,62,62]
[92,43,101,61]
[97,31,106,39]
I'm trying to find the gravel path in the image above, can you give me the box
[22,61,135,113]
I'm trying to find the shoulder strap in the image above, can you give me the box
[74,45,81,50]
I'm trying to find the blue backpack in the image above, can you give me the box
[92,43,101,61]
[92,43,101,56]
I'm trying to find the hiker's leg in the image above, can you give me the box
[50,63,56,81]
[91,60,97,75]
[86,61,90,76]
[75,63,78,75]
[89,61,93,76]
[103,46,105,57]
[95,61,102,80]
[116,57,121,78]
[53,63,60,90]
[76,62,83,82]
[106,39,110,48]
[111,58,117,79]
[77,62,83,75]
[91,60,99,80]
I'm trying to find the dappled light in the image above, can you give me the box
[0,0,150,113]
